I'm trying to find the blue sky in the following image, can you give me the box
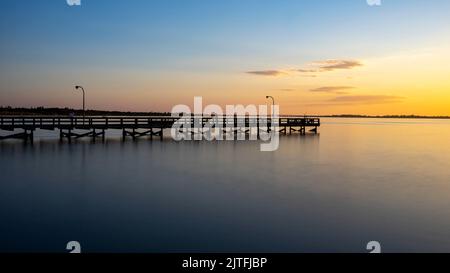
[2,0,449,68]
[1,0,450,114]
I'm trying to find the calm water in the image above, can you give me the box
[1,118,450,253]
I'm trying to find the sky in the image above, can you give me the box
[0,0,450,115]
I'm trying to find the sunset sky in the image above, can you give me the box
[1,0,450,115]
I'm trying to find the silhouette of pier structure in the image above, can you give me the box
[0,116,320,143]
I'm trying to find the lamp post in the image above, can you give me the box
[266,96,276,132]
[266,96,275,118]
[75,85,85,123]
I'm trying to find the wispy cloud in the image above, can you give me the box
[306,95,405,107]
[247,59,363,77]
[297,69,317,73]
[296,59,363,74]
[280,88,296,92]
[310,86,355,94]
[329,95,404,104]
[312,60,363,71]
[246,70,287,77]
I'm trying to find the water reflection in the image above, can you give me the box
[1,118,450,252]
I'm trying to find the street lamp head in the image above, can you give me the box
[75,85,81,89]
[266,96,269,99]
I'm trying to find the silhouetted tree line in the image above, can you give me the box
[1,107,449,119]
[0,106,170,116]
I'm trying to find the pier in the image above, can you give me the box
[0,116,320,143]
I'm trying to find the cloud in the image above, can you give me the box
[297,59,363,73]
[314,60,363,71]
[306,95,405,107]
[246,70,286,76]
[297,69,318,73]
[280,88,296,92]
[246,59,363,78]
[329,95,404,104]
[310,86,355,94]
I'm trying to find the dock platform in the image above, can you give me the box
[0,116,320,142]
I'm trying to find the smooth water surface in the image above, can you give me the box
[1,118,450,253]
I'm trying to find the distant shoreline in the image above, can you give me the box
[320,115,450,119]
[1,107,449,119]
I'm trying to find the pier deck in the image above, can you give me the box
[0,116,320,142]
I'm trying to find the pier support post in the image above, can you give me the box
[59,129,106,142]
[122,129,163,141]
[68,129,72,143]
[257,119,260,139]
[28,130,34,143]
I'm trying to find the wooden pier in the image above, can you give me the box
[0,116,320,143]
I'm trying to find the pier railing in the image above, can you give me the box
[0,115,320,142]
[0,116,320,130]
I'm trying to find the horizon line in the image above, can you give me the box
[1,106,450,119]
